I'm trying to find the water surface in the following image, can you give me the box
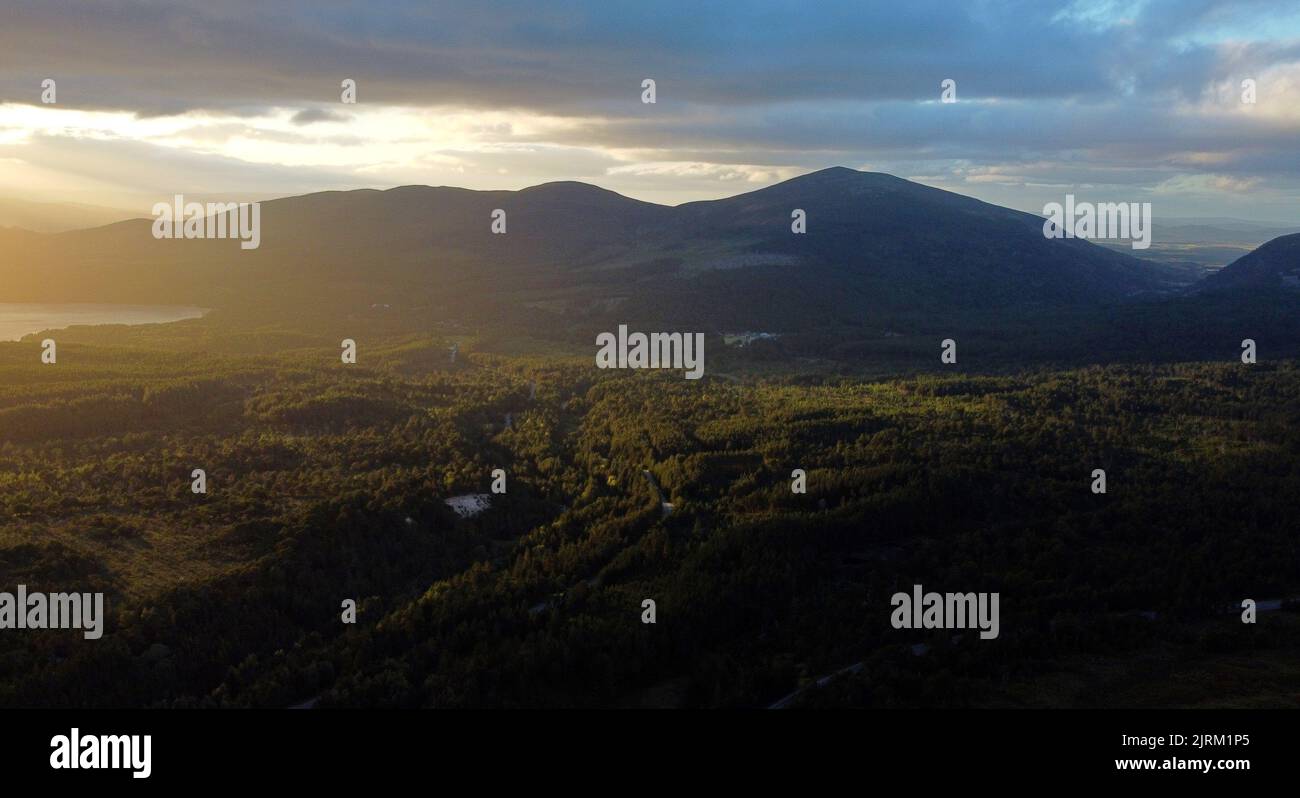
[0,303,206,341]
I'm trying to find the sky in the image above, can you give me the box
[0,0,1297,221]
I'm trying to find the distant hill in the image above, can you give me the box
[1157,222,1296,246]
[0,198,139,233]
[1157,217,1297,241]
[0,168,1184,336]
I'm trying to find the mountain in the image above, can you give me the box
[0,168,1176,335]
[1158,217,1297,238]
[1200,233,1300,293]
[1157,221,1296,246]
[0,198,139,233]
[658,168,1177,326]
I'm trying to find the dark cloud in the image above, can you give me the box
[0,0,1292,112]
[290,107,351,126]
[0,0,1296,217]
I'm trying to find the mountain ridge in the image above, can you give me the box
[0,167,1211,337]
[1200,232,1300,293]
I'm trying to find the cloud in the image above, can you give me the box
[1152,173,1264,194]
[0,132,373,207]
[2,0,1293,113]
[290,108,352,126]
[0,0,1296,216]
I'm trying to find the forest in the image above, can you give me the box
[1,310,1298,708]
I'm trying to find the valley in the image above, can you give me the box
[2,312,1299,707]
[0,168,1297,709]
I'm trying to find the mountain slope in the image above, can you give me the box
[1200,232,1300,293]
[663,168,1171,317]
[0,168,1170,335]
